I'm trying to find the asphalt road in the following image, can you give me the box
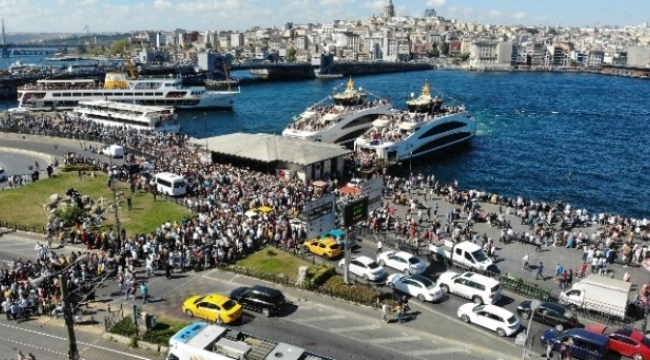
[0,233,521,360]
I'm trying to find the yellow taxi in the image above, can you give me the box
[303,238,342,259]
[182,293,243,325]
[256,206,274,214]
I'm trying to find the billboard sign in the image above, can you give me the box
[360,177,383,212]
[304,193,336,238]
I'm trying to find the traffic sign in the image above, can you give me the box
[343,197,368,227]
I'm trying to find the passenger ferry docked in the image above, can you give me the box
[16,72,239,111]
[281,77,392,145]
[354,81,475,162]
[73,99,180,133]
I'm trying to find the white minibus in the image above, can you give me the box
[153,172,186,196]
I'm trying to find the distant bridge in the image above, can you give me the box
[230,62,315,70]
[1,43,80,57]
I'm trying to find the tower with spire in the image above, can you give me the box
[383,0,395,19]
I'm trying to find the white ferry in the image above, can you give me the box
[17,72,239,111]
[281,77,392,145]
[354,81,475,162]
[73,99,180,133]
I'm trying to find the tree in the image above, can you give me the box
[428,47,440,58]
[286,47,297,62]
[183,43,194,51]
[110,39,129,55]
[459,52,470,62]
[440,42,450,56]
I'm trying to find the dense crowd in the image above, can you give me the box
[1,110,650,325]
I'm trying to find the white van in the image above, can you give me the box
[153,172,186,196]
[102,144,125,158]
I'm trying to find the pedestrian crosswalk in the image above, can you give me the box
[284,302,482,360]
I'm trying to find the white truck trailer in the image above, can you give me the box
[558,274,632,320]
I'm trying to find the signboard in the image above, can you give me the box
[343,197,368,227]
[360,177,383,212]
[304,193,336,238]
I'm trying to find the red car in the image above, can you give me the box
[586,325,650,360]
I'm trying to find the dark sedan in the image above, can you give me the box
[230,285,286,317]
[517,300,578,331]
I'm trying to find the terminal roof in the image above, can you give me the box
[194,133,351,166]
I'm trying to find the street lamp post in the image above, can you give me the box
[523,299,541,360]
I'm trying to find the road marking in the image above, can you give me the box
[0,336,69,358]
[0,323,152,360]
[406,347,472,356]
[328,324,381,333]
[293,315,346,323]
[367,336,422,344]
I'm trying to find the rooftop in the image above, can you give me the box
[194,133,351,166]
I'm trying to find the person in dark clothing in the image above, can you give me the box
[127,196,132,210]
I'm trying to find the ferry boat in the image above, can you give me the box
[406,80,436,113]
[16,72,239,111]
[354,81,475,162]
[281,77,392,145]
[73,99,180,132]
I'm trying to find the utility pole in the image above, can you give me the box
[343,226,351,284]
[60,275,79,360]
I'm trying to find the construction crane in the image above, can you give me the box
[83,25,90,34]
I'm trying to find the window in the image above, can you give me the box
[610,335,637,346]
[464,252,475,263]
[156,178,172,188]
[222,300,237,310]
[412,132,473,155]
[53,93,61,97]
[418,121,468,139]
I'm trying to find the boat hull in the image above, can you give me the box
[355,112,476,162]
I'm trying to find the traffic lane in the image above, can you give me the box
[312,243,544,345]
[0,320,156,360]
[140,274,417,360]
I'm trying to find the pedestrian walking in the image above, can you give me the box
[140,282,148,304]
[522,252,529,270]
[2,298,11,320]
[623,272,631,283]
[395,304,404,323]
[127,196,132,210]
[545,342,554,360]
[536,262,544,280]
[381,301,391,323]
[376,240,382,255]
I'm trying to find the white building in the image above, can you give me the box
[627,46,650,67]
[231,32,244,48]
[469,40,512,70]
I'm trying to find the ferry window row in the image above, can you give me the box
[51,92,164,97]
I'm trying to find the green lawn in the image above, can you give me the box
[236,248,312,283]
[0,172,190,234]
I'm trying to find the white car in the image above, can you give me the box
[338,256,386,281]
[457,303,521,337]
[387,274,443,302]
[7,107,28,115]
[377,251,427,275]
[437,271,502,305]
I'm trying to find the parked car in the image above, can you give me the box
[542,328,610,360]
[516,300,578,331]
[457,303,520,337]
[377,251,426,275]
[0,167,6,182]
[586,325,650,360]
[182,293,243,325]
[437,271,502,305]
[338,256,386,281]
[303,238,342,259]
[229,285,286,317]
[387,274,443,302]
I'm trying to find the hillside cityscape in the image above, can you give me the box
[6,0,650,73]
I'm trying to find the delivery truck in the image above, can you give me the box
[428,239,494,273]
[558,274,632,320]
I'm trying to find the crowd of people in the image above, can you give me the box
[1,109,650,331]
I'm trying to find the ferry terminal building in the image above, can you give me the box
[194,133,351,182]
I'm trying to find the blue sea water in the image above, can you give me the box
[2,57,649,218]
[178,70,650,219]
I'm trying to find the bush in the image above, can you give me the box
[303,263,335,289]
[53,205,85,226]
[61,163,99,172]
[320,275,384,305]
[140,320,188,345]
[110,317,137,337]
